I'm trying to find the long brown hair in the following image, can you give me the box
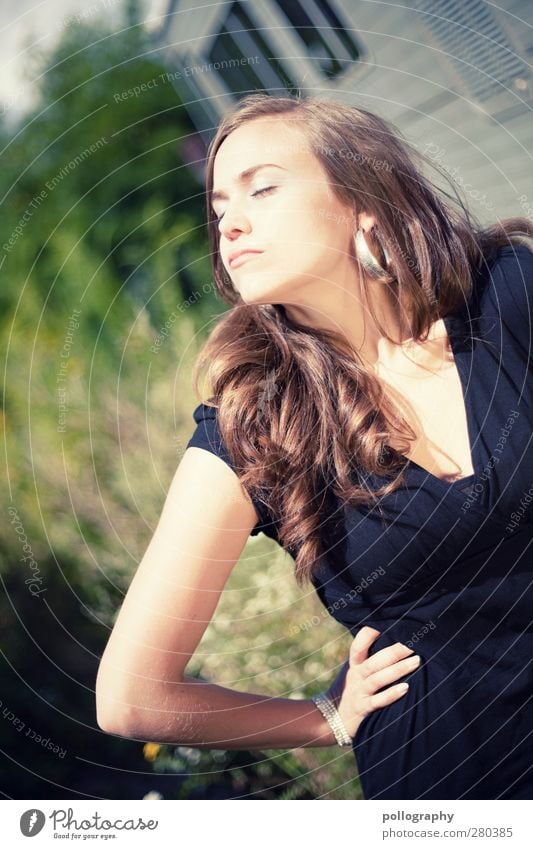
[191,92,533,587]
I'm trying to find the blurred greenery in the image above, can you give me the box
[0,0,360,799]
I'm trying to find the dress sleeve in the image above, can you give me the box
[491,244,533,350]
[185,402,277,539]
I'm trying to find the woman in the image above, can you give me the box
[97,93,533,799]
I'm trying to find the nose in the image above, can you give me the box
[218,206,252,241]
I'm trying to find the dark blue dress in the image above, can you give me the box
[186,244,533,800]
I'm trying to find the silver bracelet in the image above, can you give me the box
[311,692,353,747]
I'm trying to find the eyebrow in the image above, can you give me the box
[211,163,288,205]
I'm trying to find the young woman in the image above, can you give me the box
[96,93,533,800]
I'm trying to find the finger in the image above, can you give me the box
[365,654,421,692]
[349,626,382,665]
[365,682,410,712]
[361,642,416,676]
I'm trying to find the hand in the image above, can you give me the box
[323,626,421,740]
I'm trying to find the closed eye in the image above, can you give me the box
[252,185,276,199]
[214,186,277,222]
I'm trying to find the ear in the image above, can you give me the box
[357,212,377,232]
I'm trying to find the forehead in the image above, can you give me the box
[212,117,313,183]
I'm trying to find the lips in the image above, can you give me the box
[228,250,264,268]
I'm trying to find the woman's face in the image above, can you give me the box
[211,117,358,307]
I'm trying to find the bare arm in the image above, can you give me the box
[101,648,418,749]
[96,446,416,749]
[96,445,335,747]
[100,671,336,748]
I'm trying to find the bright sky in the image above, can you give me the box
[0,0,169,122]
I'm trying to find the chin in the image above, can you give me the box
[237,271,295,302]
[233,273,273,301]
[238,290,270,306]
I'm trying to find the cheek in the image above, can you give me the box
[268,221,348,272]
[303,217,352,262]
[269,204,323,250]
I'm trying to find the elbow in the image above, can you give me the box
[95,677,140,738]
[96,694,136,738]
[96,708,127,737]
[96,667,190,740]
[95,687,168,741]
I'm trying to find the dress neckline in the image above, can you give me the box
[398,303,478,496]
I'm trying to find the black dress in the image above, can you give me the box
[185,244,533,800]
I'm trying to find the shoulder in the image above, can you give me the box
[186,402,279,541]
[469,244,533,356]
[187,402,234,469]
[481,243,533,342]
[192,401,217,422]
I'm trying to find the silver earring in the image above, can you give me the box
[354,226,391,278]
